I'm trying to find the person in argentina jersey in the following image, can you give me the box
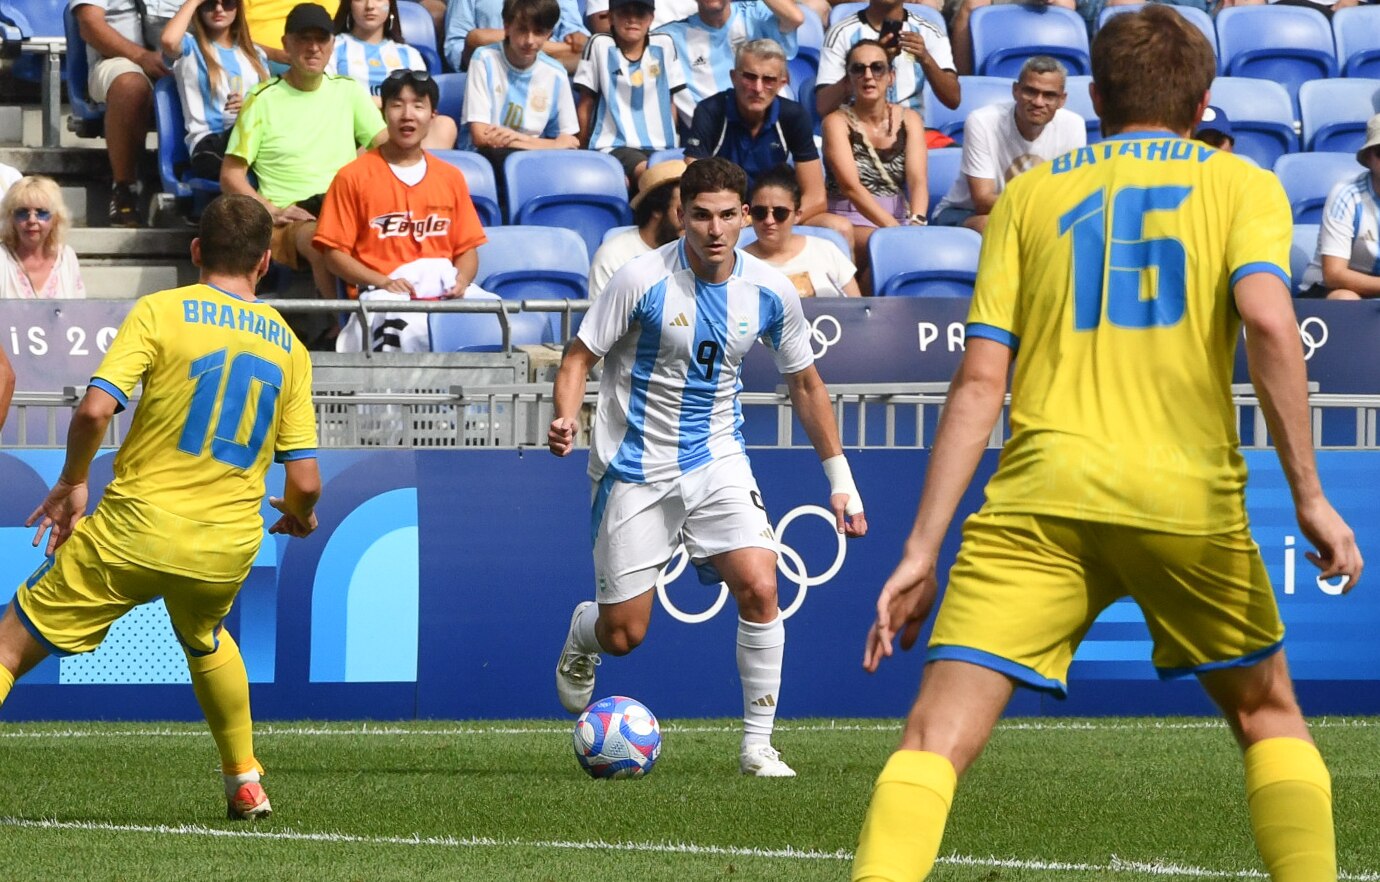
[851,8,1362,882]
[550,158,868,778]
[0,196,321,823]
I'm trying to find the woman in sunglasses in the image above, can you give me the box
[162,0,270,181]
[332,0,458,149]
[0,177,84,300]
[744,165,861,298]
[822,39,928,288]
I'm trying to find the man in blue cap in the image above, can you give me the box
[1194,104,1234,153]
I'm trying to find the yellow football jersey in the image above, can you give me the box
[968,133,1293,534]
[86,284,317,581]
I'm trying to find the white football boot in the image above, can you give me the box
[556,601,601,714]
[739,742,797,777]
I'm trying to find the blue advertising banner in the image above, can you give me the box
[0,448,1375,722]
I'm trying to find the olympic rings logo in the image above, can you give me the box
[655,505,847,623]
[1298,317,1328,362]
[809,315,842,359]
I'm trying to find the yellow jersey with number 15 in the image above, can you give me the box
[85,284,317,582]
[967,132,1294,535]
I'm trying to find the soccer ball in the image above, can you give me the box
[573,695,662,779]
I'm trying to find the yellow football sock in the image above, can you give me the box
[852,750,957,882]
[0,664,13,708]
[1244,737,1336,882]
[185,629,259,776]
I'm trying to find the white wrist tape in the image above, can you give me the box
[822,454,864,516]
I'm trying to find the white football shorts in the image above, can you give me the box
[591,455,777,604]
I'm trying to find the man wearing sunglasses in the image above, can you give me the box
[685,39,853,247]
[221,2,387,345]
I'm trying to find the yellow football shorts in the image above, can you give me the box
[13,514,241,658]
[928,511,1284,696]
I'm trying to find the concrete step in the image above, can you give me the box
[68,226,195,259]
[80,263,197,300]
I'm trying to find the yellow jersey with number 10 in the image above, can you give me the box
[86,284,317,582]
[967,132,1294,535]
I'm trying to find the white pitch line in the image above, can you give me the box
[2,817,1378,881]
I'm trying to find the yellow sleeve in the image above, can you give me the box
[966,190,1023,351]
[1225,164,1293,291]
[274,344,318,461]
[89,296,158,412]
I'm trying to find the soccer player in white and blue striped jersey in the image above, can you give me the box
[655,0,803,127]
[575,0,686,191]
[550,158,868,778]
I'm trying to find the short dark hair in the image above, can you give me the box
[333,0,404,42]
[678,157,748,206]
[748,164,800,209]
[199,195,272,275]
[503,0,560,31]
[634,180,678,226]
[380,70,439,108]
[1092,5,1214,135]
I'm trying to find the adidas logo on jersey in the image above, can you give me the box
[760,528,774,541]
[751,694,776,708]
[692,55,707,67]
[670,312,691,327]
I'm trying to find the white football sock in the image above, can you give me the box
[737,613,784,748]
[570,601,603,655]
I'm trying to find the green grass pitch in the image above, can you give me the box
[0,717,1377,881]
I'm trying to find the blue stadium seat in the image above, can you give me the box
[475,226,590,301]
[1207,77,1298,168]
[428,292,555,352]
[415,43,442,74]
[647,148,685,166]
[1097,3,1217,70]
[397,0,438,53]
[797,224,852,261]
[925,146,961,217]
[969,5,1090,78]
[788,56,819,135]
[869,226,982,297]
[1290,223,1320,295]
[797,7,825,63]
[1299,78,1380,154]
[0,0,63,82]
[153,76,222,209]
[64,5,104,137]
[431,149,502,227]
[1061,74,1101,143]
[434,71,466,123]
[504,151,633,258]
[1274,153,1360,224]
[1216,6,1337,105]
[1334,6,1380,78]
[925,75,1013,143]
[828,2,946,33]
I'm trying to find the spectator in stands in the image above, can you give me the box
[685,40,853,244]
[587,159,685,296]
[1300,115,1380,300]
[932,56,1084,232]
[816,0,959,119]
[0,177,86,300]
[822,41,927,277]
[745,165,861,297]
[331,0,458,149]
[444,0,588,72]
[949,0,1078,77]
[1194,105,1234,154]
[585,0,698,33]
[315,69,487,301]
[244,0,339,64]
[73,0,171,226]
[465,0,581,197]
[221,3,387,309]
[162,0,271,181]
[655,0,803,125]
[575,0,686,192]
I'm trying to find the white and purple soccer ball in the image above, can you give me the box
[573,695,662,779]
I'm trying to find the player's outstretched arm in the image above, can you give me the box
[785,364,867,537]
[548,338,599,457]
[0,347,13,433]
[27,386,118,554]
[864,337,1010,672]
[269,458,321,539]
[1236,273,1363,592]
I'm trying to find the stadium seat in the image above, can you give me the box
[504,151,633,258]
[869,226,982,297]
[152,76,222,210]
[475,226,590,301]
[925,75,1014,143]
[434,71,466,124]
[64,5,105,137]
[647,148,686,167]
[797,7,825,63]
[0,0,63,82]
[1097,4,1217,70]
[1299,78,1380,153]
[431,149,502,227]
[925,146,961,217]
[1274,152,1359,224]
[397,0,438,53]
[1334,6,1380,78]
[1290,223,1320,295]
[797,224,852,260]
[1216,6,1337,104]
[428,292,556,352]
[1061,75,1101,143]
[1207,77,1298,169]
[415,43,442,74]
[788,56,819,135]
[828,2,946,33]
[969,5,1090,78]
